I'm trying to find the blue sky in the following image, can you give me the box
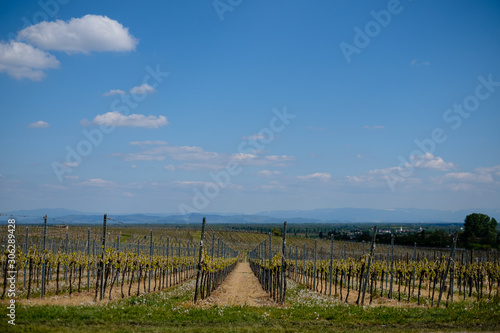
[0,0,499,215]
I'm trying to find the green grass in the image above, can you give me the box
[2,281,499,333]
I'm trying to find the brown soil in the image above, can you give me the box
[198,262,274,307]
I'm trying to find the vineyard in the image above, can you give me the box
[1,215,499,332]
[0,215,239,303]
[250,224,500,307]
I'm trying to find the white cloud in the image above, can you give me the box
[177,162,226,171]
[159,146,219,161]
[43,184,68,190]
[443,172,493,183]
[298,172,331,182]
[409,153,454,171]
[258,170,281,176]
[411,59,431,67]
[28,120,50,128]
[79,178,115,187]
[114,144,220,163]
[80,119,92,126]
[104,83,156,98]
[476,165,500,177]
[18,15,138,53]
[440,165,500,188]
[130,140,167,146]
[114,141,296,171]
[369,166,400,175]
[62,162,79,167]
[92,111,168,128]
[0,41,59,80]
[129,83,156,94]
[260,180,285,191]
[242,133,273,141]
[103,89,125,96]
[173,180,212,187]
[230,153,258,162]
[264,155,296,167]
[346,175,370,183]
[369,153,454,176]
[164,165,176,171]
[173,180,243,190]
[115,153,165,162]
[226,154,296,168]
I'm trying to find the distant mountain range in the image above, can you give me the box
[2,207,499,225]
[256,207,500,223]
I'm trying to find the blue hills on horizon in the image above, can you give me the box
[2,207,499,224]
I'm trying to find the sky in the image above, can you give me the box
[0,0,499,215]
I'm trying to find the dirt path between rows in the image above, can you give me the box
[199,262,274,307]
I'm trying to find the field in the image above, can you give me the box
[1,221,500,332]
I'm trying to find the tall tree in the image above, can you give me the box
[463,213,498,248]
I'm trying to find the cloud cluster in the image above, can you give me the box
[1,15,137,81]
[258,170,281,176]
[28,120,50,128]
[114,141,296,170]
[129,83,155,95]
[438,165,500,191]
[103,89,126,96]
[0,41,59,80]
[103,83,156,98]
[18,14,138,54]
[298,172,332,182]
[369,153,455,177]
[79,178,116,187]
[92,111,168,128]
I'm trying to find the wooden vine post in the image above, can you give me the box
[280,221,287,304]
[361,225,377,305]
[437,231,458,307]
[389,233,395,298]
[23,227,28,290]
[313,239,317,292]
[412,242,417,295]
[268,232,271,292]
[87,228,90,291]
[40,215,47,298]
[148,230,153,293]
[193,217,206,304]
[329,237,334,296]
[100,214,107,300]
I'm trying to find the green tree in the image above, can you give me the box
[463,213,498,249]
[358,231,371,242]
